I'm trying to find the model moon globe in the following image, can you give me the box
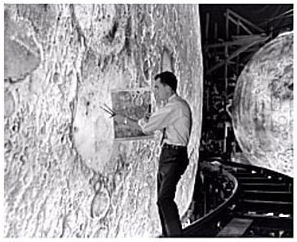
[232,32,293,177]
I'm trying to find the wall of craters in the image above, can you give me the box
[4,4,203,237]
[233,32,293,177]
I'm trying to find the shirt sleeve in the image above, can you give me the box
[141,103,178,134]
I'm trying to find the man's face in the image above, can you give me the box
[154,78,168,102]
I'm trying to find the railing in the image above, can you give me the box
[182,156,293,237]
[183,157,239,236]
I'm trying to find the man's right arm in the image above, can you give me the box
[114,103,177,135]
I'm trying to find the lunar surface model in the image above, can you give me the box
[4,4,203,237]
[232,32,293,177]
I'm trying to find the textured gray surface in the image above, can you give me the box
[4,4,203,237]
[233,32,293,177]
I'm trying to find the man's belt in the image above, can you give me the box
[162,143,187,150]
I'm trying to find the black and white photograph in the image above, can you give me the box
[2,1,294,239]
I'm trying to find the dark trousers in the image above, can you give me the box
[157,144,189,237]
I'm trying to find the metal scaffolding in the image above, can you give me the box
[202,9,271,154]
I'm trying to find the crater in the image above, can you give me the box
[4,9,41,82]
[4,90,15,118]
[105,21,119,42]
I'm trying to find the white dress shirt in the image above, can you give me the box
[139,94,192,146]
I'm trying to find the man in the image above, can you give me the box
[117,71,192,237]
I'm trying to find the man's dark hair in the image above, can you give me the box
[154,71,177,92]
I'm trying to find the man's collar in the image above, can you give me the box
[168,93,177,102]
